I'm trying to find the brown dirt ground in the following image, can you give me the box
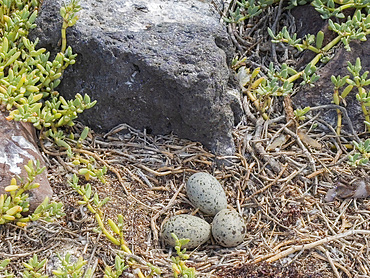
[0,119,369,277]
[1,1,370,277]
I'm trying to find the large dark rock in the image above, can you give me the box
[290,5,336,69]
[0,112,53,212]
[30,0,242,155]
[294,40,370,133]
[291,5,369,133]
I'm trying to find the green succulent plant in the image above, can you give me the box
[21,254,48,278]
[68,174,156,278]
[231,0,369,166]
[0,0,96,148]
[170,233,196,278]
[0,160,64,227]
[1,253,94,278]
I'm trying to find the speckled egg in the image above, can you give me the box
[161,214,211,249]
[212,209,246,247]
[186,172,227,216]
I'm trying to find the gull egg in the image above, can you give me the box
[186,172,227,216]
[212,209,246,247]
[161,214,211,249]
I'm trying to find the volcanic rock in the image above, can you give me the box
[291,5,369,133]
[30,0,242,155]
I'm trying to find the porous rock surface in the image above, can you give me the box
[31,0,242,154]
[291,5,370,133]
[0,112,53,212]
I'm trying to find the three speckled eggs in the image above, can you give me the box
[161,172,246,249]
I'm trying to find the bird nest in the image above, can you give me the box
[0,119,369,277]
[1,1,369,277]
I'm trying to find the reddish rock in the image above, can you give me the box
[0,112,52,212]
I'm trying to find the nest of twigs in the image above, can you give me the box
[0,117,368,277]
[1,1,369,277]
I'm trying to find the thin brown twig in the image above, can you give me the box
[151,182,185,244]
[245,163,288,201]
[315,246,341,278]
[252,118,282,174]
[313,247,352,278]
[266,230,370,263]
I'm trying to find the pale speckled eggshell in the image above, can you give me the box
[212,209,246,247]
[186,172,227,216]
[161,214,211,249]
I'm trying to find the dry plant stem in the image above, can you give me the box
[266,119,293,149]
[89,259,99,277]
[325,249,340,278]
[151,183,185,244]
[312,248,352,277]
[266,229,370,263]
[271,238,313,252]
[72,148,156,211]
[259,206,291,230]
[283,95,296,128]
[271,0,284,64]
[252,118,282,173]
[228,23,244,53]
[309,105,360,142]
[86,233,101,271]
[0,242,60,258]
[281,163,306,184]
[315,118,347,156]
[283,127,318,192]
[103,123,137,137]
[298,112,322,131]
[138,164,183,177]
[245,163,287,201]
[306,168,327,179]
[315,246,341,278]
[243,96,257,124]
[246,12,265,36]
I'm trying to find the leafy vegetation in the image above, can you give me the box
[0,0,96,147]
[231,0,369,166]
[0,160,64,227]
[1,0,369,276]
[68,174,162,277]
[170,233,196,278]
